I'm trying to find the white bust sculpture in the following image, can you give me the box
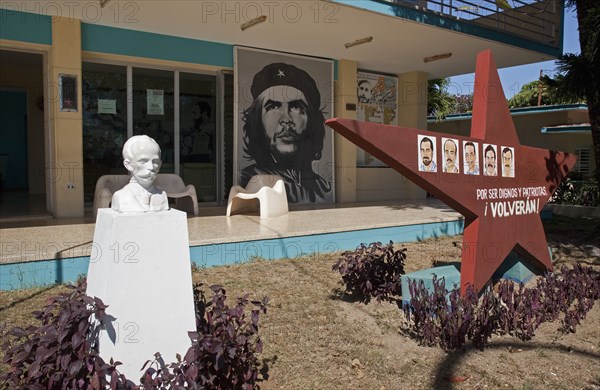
[112,135,169,213]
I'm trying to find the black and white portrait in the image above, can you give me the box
[234,47,334,203]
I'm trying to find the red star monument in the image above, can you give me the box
[326,50,577,294]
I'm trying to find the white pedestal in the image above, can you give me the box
[87,209,196,382]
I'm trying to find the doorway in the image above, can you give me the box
[0,50,46,220]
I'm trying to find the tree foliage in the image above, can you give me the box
[427,78,456,120]
[453,94,474,113]
[542,0,600,182]
[508,80,582,108]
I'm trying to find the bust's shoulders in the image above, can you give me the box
[112,184,140,210]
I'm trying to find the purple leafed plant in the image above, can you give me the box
[402,264,600,351]
[403,276,480,350]
[1,281,129,389]
[1,281,269,389]
[533,264,599,333]
[332,241,407,304]
[139,284,269,389]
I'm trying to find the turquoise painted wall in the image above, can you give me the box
[0,9,52,44]
[81,24,338,78]
[0,219,463,290]
[81,24,234,68]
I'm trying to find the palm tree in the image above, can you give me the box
[544,1,600,182]
[427,78,456,121]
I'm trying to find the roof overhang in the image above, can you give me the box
[3,0,561,77]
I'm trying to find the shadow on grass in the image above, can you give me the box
[0,284,58,313]
[543,216,600,244]
[329,288,404,311]
[260,355,278,380]
[328,288,365,304]
[431,340,600,388]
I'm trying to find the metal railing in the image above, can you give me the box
[385,0,563,49]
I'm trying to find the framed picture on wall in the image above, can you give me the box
[234,46,335,204]
[59,74,78,112]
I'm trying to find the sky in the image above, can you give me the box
[448,6,581,99]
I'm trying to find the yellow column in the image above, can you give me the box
[397,71,428,199]
[47,16,83,217]
[397,71,428,130]
[334,59,358,203]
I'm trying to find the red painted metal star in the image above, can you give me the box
[326,50,577,294]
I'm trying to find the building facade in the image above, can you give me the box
[0,0,564,217]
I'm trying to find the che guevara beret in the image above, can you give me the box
[250,62,321,108]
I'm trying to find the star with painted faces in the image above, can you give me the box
[326,50,576,294]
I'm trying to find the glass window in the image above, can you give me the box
[82,62,127,203]
[132,67,175,173]
[83,64,224,207]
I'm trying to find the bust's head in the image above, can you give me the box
[122,135,162,189]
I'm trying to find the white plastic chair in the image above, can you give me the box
[154,174,199,216]
[92,175,130,218]
[226,175,289,219]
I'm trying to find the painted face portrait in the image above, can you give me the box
[484,145,497,176]
[357,80,372,103]
[421,139,433,166]
[502,147,514,177]
[463,141,479,175]
[259,85,308,159]
[443,138,459,173]
[419,136,437,172]
[243,63,325,169]
[240,60,333,203]
[465,144,475,165]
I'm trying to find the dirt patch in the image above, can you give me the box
[1,216,599,389]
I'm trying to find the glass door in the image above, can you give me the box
[83,63,224,206]
[179,72,217,202]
